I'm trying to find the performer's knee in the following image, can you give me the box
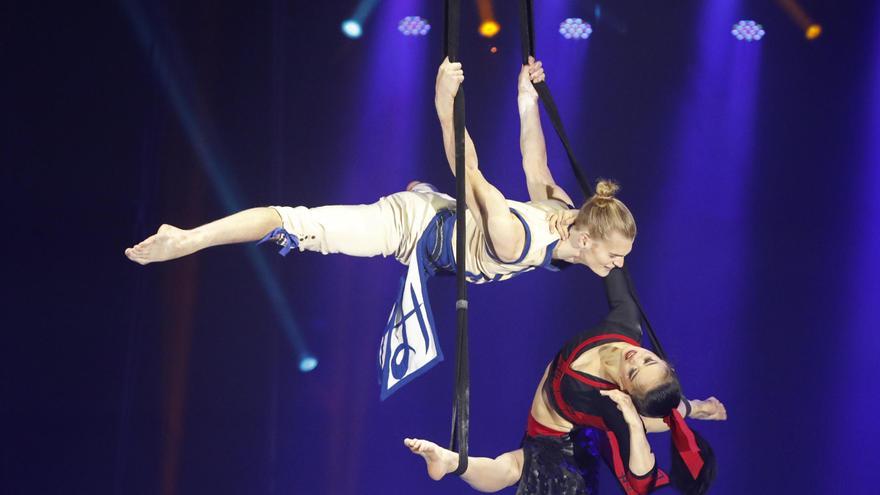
[268,205,324,253]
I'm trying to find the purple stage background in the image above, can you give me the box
[4,0,879,493]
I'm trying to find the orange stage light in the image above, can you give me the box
[480,20,500,38]
[776,0,822,42]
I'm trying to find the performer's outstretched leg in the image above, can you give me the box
[125,192,452,265]
[404,438,522,492]
[125,208,281,265]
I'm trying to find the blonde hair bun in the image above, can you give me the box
[574,179,636,240]
[594,179,620,200]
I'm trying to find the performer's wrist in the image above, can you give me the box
[184,228,206,250]
[435,96,454,115]
[517,95,538,112]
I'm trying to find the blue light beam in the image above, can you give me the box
[121,0,314,371]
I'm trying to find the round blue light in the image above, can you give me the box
[341,19,362,39]
[558,18,592,40]
[299,356,318,372]
[398,16,431,36]
[731,20,765,42]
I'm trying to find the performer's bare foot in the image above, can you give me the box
[404,438,460,480]
[124,224,196,265]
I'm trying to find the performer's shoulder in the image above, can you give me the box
[522,198,574,215]
[505,197,568,212]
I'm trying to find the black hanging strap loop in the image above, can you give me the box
[622,266,668,361]
[444,0,460,62]
[518,0,535,64]
[445,0,469,476]
[533,83,594,196]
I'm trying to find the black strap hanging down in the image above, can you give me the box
[518,0,594,198]
[518,0,669,362]
[444,0,469,476]
[622,266,668,361]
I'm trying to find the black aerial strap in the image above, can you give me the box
[518,0,594,197]
[444,0,469,476]
[622,266,668,360]
[517,0,669,362]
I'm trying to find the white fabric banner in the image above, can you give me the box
[377,256,443,400]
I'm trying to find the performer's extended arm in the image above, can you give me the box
[434,58,526,262]
[517,58,574,206]
[602,267,642,332]
[640,396,727,432]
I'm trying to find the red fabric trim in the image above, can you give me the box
[655,469,670,487]
[664,409,704,479]
[526,414,567,438]
[628,468,659,494]
[551,357,608,429]
[606,430,660,495]
[605,431,639,495]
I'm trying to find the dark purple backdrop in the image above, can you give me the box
[4,0,879,494]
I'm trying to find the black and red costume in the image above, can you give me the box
[517,267,706,495]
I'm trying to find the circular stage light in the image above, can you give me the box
[806,24,822,40]
[341,19,362,39]
[398,16,431,36]
[299,356,318,373]
[731,20,765,42]
[558,18,592,40]
[479,20,500,38]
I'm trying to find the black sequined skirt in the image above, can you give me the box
[515,429,600,495]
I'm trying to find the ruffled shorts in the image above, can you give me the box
[515,429,600,495]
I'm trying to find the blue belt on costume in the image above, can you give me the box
[419,208,456,276]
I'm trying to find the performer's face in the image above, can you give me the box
[574,231,633,277]
[617,346,668,394]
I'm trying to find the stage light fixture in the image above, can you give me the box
[342,19,363,39]
[558,18,592,40]
[479,20,500,38]
[476,0,499,38]
[299,356,318,373]
[731,20,765,42]
[398,16,431,36]
[775,0,822,43]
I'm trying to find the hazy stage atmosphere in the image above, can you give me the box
[4,0,880,493]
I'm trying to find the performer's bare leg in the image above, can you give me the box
[125,207,281,265]
[404,438,523,493]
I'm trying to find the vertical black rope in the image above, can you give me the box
[444,0,469,476]
[518,0,534,65]
[622,266,668,361]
